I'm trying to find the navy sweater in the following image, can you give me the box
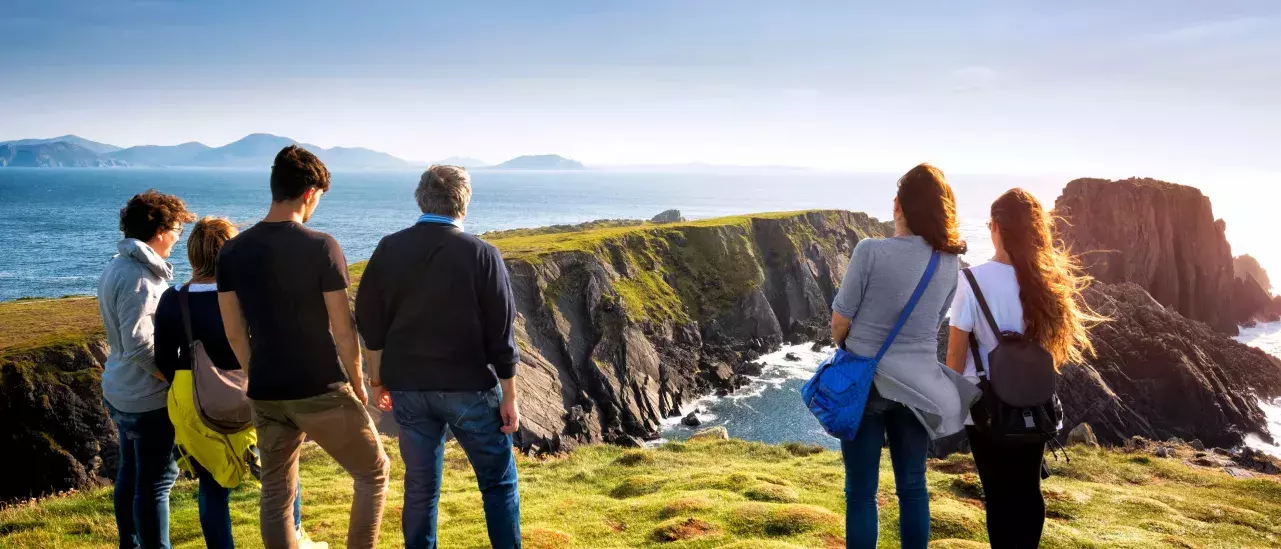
[154,285,242,383]
[354,223,519,391]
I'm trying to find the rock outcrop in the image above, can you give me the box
[1053,178,1258,334]
[1234,254,1272,291]
[0,340,117,502]
[651,210,686,223]
[502,211,891,451]
[1060,283,1281,448]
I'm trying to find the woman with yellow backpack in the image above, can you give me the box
[155,216,325,549]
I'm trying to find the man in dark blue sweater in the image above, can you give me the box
[355,165,521,549]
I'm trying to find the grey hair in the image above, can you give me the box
[415,165,472,218]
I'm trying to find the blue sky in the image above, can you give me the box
[2,1,1278,176]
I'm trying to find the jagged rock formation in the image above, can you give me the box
[1234,254,1272,291]
[0,341,118,502]
[501,211,892,450]
[1062,283,1281,448]
[1053,177,1259,334]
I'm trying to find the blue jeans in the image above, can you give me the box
[190,459,304,549]
[841,390,930,549]
[105,400,180,549]
[392,386,521,549]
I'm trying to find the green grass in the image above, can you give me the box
[2,439,1278,548]
[0,297,103,354]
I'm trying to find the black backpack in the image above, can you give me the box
[963,268,1063,444]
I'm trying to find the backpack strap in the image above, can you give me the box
[873,251,941,362]
[961,268,1001,378]
[178,284,197,358]
[961,268,1002,336]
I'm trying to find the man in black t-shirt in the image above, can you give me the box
[218,146,389,549]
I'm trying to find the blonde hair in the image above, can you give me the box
[991,189,1104,367]
[187,217,238,280]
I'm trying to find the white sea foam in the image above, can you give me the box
[1235,320,1281,458]
[659,342,830,430]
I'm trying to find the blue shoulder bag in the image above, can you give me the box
[801,250,941,440]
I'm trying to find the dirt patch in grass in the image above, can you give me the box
[651,517,719,542]
[522,527,574,549]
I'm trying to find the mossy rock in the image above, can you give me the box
[651,516,720,542]
[659,495,716,518]
[522,527,574,549]
[743,483,800,503]
[949,473,984,501]
[610,475,665,498]
[688,426,730,442]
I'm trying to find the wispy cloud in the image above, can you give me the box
[1140,17,1271,46]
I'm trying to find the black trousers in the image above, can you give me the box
[966,426,1046,549]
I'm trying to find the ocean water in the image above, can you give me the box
[662,326,1281,455]
[0,167,1028,301]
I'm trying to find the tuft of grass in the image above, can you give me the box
[3,437,1281,548]
[744,483,801,503]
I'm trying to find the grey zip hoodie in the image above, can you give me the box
[98,238,173,413]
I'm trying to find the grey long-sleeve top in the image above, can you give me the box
[831,235,981,439]
[98,238,173,413]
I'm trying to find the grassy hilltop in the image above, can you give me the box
[2,436,1279,549]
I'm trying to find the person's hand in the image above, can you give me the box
[372,385,392,412]
[352,382,369,406]
[500,396,520,434]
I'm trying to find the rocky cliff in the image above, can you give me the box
[0,340,118,502]
[495,211,892,450]
[1052,178,1265,334]
[1061,283,1281,447]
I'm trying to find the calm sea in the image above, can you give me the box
[0,167,1045,301]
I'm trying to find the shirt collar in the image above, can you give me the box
[417,213,464,232]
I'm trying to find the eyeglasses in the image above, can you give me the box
[171,225,184,237]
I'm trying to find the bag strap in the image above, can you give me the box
[178,284,196,353]
[969,332,988,378]
[962,268,1002,337]
[873,250,941,362]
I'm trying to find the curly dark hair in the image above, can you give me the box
[896,163,968,255]
[271,145,331,202]
[119,189,196,242]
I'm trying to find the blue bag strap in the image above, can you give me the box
[873,250,941,362]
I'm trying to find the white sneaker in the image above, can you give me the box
[297,526,329,549]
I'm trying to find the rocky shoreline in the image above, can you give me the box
[4,178,1281,502]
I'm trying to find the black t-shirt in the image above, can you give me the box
[216,221,349,400]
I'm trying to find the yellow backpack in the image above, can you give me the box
[167,370,259,488]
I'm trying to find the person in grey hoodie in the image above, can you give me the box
[98,189,195,549]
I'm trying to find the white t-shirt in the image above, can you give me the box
[949,261,1025,383]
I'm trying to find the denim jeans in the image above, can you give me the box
[105,400,180,549]
[191,458,304,549]
[841,390,930,549]
[392,386,521,549]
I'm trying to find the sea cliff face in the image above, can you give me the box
[1053,177,1271,334]
[492,211,892,450]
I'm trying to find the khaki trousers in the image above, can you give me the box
[252,384,390,549]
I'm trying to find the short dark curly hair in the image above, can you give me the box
[119,189,196,242]
[271,145,331,202]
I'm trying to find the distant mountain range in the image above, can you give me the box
[0,134,584,170]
